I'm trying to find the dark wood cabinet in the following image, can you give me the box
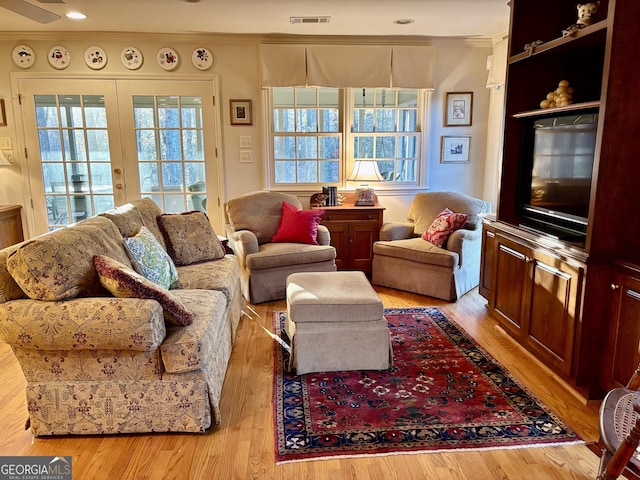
[483,0,640,398]
[601,262,640,391]
[0,205,24,249]
[491,229,585,376]
[315,195,384,275]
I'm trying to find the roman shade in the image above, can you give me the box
[259,44,435,89]
[259,44,307,87]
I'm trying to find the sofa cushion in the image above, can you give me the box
[226,191,302,244]
[123,226,179,289]
[94,255,193,326]
[246,243,337,271]
[157,211,226,266]
[176,255,239,305]
[373,238,458,269]
[6,216,130,301]
[271,202,325,245]
[422,208,468,248]
[160,289,228,374]
[101,198,167,250]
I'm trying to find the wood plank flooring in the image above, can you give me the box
[0,287,603,479]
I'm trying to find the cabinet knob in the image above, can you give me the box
[611,284,620,290]
[349,238,353,244]
[113,168,122,175]
[368,215,372,219]
[115,183,123,189]
[327,215,332,221]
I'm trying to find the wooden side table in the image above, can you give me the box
[0,205,24,249]
[313,193,384,275]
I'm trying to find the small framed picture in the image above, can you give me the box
[229,99,252,126]
[441,135,471,164]
[445,92,473,127]
[0,99,6,127]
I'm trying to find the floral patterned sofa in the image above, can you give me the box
[0,198,243,436]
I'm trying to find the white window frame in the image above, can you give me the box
[264,87,431,193]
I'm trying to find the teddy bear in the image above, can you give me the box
[562,2,600,37]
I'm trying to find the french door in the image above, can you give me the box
[19,77,222,236]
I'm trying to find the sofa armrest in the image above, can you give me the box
[447,228,481,267]
[0,297,166,351]
[317,224,331,246]
[379,222,415,241]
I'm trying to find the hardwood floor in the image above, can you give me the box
[0,287,603,479]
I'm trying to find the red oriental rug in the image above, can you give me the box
[273,307,582,464]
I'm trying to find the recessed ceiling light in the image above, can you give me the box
[66,11,87,20]
[394,18,415,25]
[180,0,203,3]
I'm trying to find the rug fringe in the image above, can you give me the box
[275,440,586,465]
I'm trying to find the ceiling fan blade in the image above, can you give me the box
[0,0,61,23]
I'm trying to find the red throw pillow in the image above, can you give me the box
[271,202,325,245]
[422,208,468,248]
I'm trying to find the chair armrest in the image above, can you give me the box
[379,222,415,241]
[0,297,165,351]
[227,228,259,268]
[447,228,481,266]
[317,224,331,246]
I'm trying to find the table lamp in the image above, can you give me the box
[347,160,383,206]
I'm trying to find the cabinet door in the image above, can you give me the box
[325,222,348,270]
[524,254,583,376]
[349,220,378,274]
[492,236,529,339]
[605,267,640,389]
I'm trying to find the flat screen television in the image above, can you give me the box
[518,109,599,243]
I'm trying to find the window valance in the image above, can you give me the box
[259,44,435,89]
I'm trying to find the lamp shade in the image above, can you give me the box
[347,160,384,182]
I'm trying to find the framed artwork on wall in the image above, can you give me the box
[441,135,471,163]
[230,99,253,126]
[445,91,473,127]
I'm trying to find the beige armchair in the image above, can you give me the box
[225,191,337,304]
[372,191,491,301]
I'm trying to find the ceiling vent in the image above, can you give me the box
[290,16,331,24]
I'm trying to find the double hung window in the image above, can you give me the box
[268,87,426,188]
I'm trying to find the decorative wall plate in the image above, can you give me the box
[157,47,179,71]
[121,47,143,70]
[84,45,107,70]
[192,47,213,70]
[12,44,35,69]
[48,46,70,69]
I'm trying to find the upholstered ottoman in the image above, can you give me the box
[285,271,392,374]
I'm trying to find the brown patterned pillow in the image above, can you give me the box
[157,211,226,266]
[93,255,193,326]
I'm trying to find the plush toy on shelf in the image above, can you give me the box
[540,80,574,109]
[562,2,600,37]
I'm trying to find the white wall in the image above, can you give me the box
[0,32,496,237]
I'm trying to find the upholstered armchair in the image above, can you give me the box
[372,191,491,301]
[225,191,337,304]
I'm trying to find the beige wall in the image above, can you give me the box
[0,32,497,238]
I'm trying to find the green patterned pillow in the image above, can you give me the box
[123,226,179,290]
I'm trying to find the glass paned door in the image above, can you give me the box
[117,80,221,228]
[20,79,125,234]
[36,94,116,227]
[19,78,222,235]
[133,95,207,213]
